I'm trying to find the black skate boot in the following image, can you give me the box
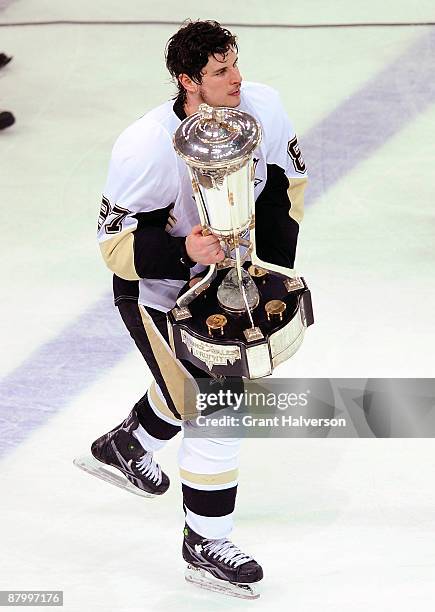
[74,407,169,498]
[182,524,263,599]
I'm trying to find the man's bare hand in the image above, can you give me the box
[185,224,225,265]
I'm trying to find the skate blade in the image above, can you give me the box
[73,455,156,499]
[185,564,260,600]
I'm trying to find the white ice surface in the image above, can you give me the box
[1,1,435,610]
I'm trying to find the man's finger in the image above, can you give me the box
[201,235,220,247]
[191,224,203,235]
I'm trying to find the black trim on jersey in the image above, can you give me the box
[134,205,175,228]
[182,483,238,517]
[130,205,192,280]
[255,164,299,268]
[133,228,191,280]
[113,204,193,304]
[134,393,181,440]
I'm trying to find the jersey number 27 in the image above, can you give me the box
[98,195,130,234]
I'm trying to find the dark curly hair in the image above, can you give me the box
[165,20,238,103]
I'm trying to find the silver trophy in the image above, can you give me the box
[167,104,313,379]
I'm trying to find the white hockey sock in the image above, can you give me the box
[185,508,234,540]
[133,423,167,452]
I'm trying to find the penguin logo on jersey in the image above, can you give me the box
[252,158,263,188]
[287,136,306,174]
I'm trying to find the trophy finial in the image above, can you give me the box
[214,108,226,124]
[198,105,226,125]
[198,103,213,120]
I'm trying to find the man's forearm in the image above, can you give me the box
[100,225,193,281]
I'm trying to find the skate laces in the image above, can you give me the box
[203,539,253,568]
[135,453,162,485]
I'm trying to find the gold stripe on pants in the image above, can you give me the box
[179,467,239,487]
[139,305,198,420]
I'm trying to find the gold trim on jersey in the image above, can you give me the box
[139,306,198,420]
[99,228,140,281]
[287,176,308,224]
[179,467,239,486]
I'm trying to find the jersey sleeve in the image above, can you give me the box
[97,119,192,281]
[254,86,308,268]
[262,87,308,225]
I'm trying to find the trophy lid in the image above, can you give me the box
[173,104,261,170]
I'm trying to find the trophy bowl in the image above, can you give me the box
[167,104,314,379]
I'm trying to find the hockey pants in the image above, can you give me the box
[117,300,241,540]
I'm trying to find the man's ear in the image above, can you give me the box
[178,73,199,94]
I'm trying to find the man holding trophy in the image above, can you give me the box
[78,20,310,599]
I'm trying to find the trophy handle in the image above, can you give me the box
[250,225,298,280]
[176,264,218,309]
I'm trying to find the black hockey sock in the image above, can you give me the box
[135,394,181,441]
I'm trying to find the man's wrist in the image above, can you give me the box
[180,239,196,268]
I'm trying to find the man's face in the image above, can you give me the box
[197,47,242,108]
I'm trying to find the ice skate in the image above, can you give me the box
[182,524,263,599]
[74,408,169,498]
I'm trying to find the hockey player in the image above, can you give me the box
[82,19,307,599]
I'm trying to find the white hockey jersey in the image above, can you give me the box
[98,82,307,312]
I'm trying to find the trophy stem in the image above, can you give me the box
[217,258,259,318]
[234,244,255,329]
